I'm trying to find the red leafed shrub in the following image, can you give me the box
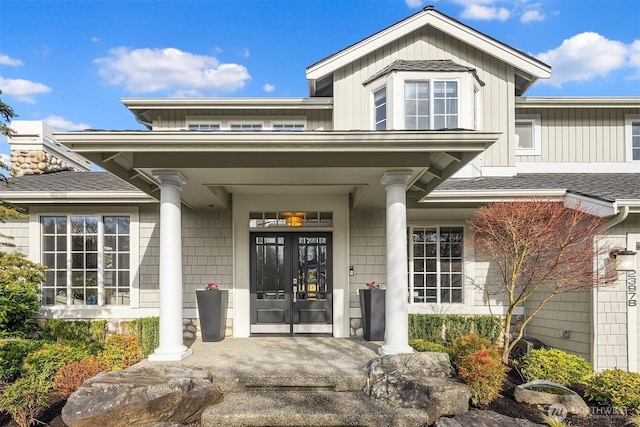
[52,356,108,398]
[457,348,507,405]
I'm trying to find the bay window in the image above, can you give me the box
[404,80,458,130]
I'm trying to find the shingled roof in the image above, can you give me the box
[433,173,640,203]
[362,59,481,86]
[2,171,141,193]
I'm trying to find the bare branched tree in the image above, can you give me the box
[469,199,616,363]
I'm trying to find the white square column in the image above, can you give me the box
[380,170,414,355]
[148,171,192,361]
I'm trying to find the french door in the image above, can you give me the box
[250,232,332,334]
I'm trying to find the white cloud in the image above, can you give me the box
[43,115,90,131]
[628,40,640,79]
[537,32,630,87]
[263,83,275,93]
[461,4,510,21]
[0,54,23,67]
[521,8,544,23]
[405,0,424,8]
[239,47,250,58]
[91,37,100,43]
[0,77,51,103]
[94,47,251,95]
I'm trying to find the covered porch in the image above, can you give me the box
[56,129,499,361]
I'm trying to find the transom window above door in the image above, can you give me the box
[250,212,333,228]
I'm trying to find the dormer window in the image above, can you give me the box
[364,60,482,131]
[404,80,458,130]
[373,87,387,130]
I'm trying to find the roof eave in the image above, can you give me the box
[306,7,550,82]
[121,97,334,110]
[516,97,640,109]
[0,191,154,204]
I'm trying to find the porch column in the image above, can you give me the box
[380,171,414,355]
[148,171,192,361]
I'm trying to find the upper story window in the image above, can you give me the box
[404,81,459,130]
[186,117,306,132]
[514,114,541,156]
[230,123,263,131]
[273,124,305,132]
[626,114,640,161]
[188,123,220,131]
[373,87,387,130]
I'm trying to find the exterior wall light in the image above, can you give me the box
[609,249,638,272]
[283,212,304,227]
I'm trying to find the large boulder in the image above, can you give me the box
[435,410,544,426]
[62,364,223,427]
[365,352,470,422]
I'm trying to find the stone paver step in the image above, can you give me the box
[201,390,429,427]
[211,373,368,392]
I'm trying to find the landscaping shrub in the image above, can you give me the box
[0,252,46,338]
[472,315,501,344]
[444,315,473,345]
[520,348,592,386]
[408,314,444,343]
[0,376,49,427]
[584,368,640,414]
[457,347,507,405]
[126,316,159,357]
[450,333,492,368]
[53,356,108,398]
[0,339,45,382]
[42,319,108,344]
[409,339,450,354]
[22,341,96,384]
[100,334,141,371]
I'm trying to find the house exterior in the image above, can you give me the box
[2,7,639,369]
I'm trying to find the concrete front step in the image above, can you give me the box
[201,390,429,427]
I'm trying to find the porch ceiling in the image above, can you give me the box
[55,130,500,209]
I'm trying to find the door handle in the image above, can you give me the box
[293,285,298,302]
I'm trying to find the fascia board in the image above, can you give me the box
[516,97,640,109]
[424,189,566,203]
[0,191,155,204]
[121,97,334,110]
[306,10,550,81]
[564,193,616,217]
[54,131,501,153]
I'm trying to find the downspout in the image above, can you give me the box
[591,205,629,372]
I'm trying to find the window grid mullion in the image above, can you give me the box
[98,218,105,306]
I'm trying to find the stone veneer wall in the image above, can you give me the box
[10,149,77,176]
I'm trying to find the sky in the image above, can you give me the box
[0,0,639,162]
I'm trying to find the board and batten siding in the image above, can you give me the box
[331,24,516,167]
[516,108,639,164]
[151,108,333,131]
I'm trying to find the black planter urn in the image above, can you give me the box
[196,289,229,342]
[359,288,385,341]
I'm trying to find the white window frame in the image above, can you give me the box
[403,79,459,130]
[408,225,465,305]
[30,206,140,314]
[185,116,307,131]
[626,114,640,162]
[514,114,541,156]
[388,71,476,130]
[371,84,387,130]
